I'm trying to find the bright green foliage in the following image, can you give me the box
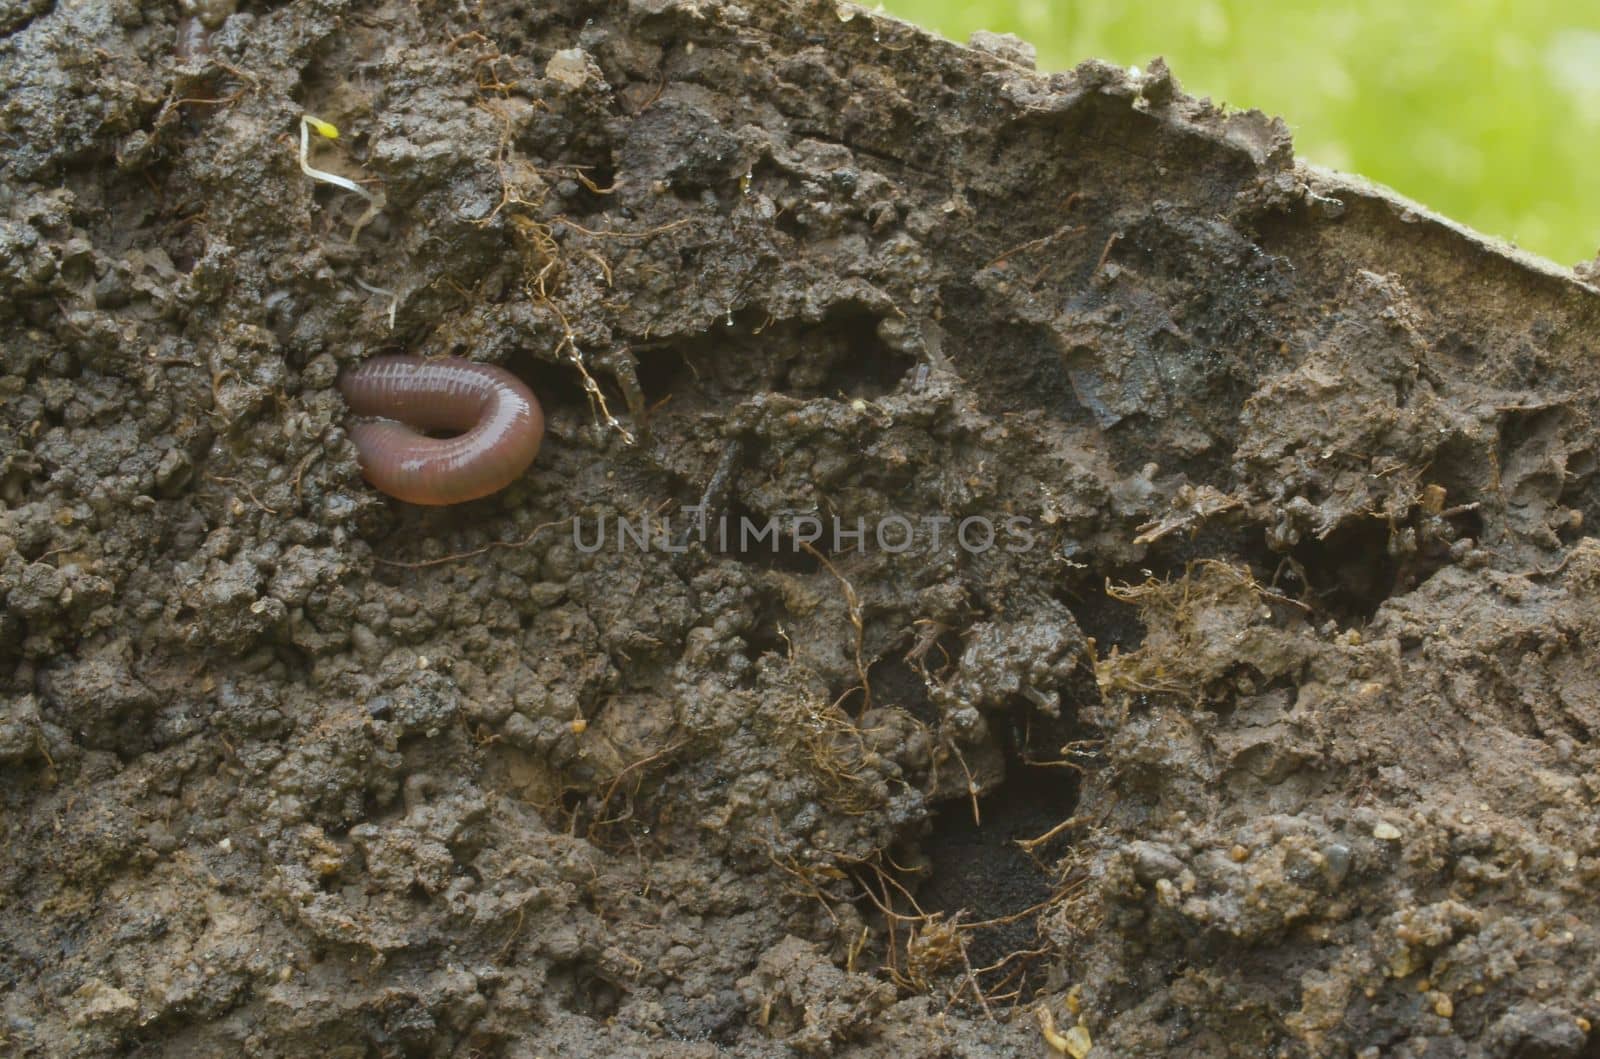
[880,0,1600,265]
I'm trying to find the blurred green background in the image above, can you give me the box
[879,0,1600,266]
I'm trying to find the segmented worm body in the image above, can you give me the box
[174,16,211,62]
[339,356,545,505]
[175,0,235,62]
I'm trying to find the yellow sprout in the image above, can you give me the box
[297,114,382,242]
[304,115,340,139]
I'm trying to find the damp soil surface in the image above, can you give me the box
[5,2,1600,1056]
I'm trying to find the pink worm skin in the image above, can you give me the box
[339,356,545,506]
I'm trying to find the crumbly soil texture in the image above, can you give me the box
[5,1,1600,1056]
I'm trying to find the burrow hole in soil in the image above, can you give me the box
[774,305,917,400]
[913,702,1091,974]
[1282,507,1479,626]
[503,346,597,415]
[548,957,627,1018]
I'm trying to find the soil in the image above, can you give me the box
[4,1,1600,1056]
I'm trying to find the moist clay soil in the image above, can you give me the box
[5,1,1600,1056]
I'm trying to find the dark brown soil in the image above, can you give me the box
[4,1,1600,1056]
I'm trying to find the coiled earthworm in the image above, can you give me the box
[339,356,545,505]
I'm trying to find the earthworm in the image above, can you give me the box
[339,356,545,505]
[175,0,235,62]
[174,16,211,62]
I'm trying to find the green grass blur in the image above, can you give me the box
[878,0,1600,265]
